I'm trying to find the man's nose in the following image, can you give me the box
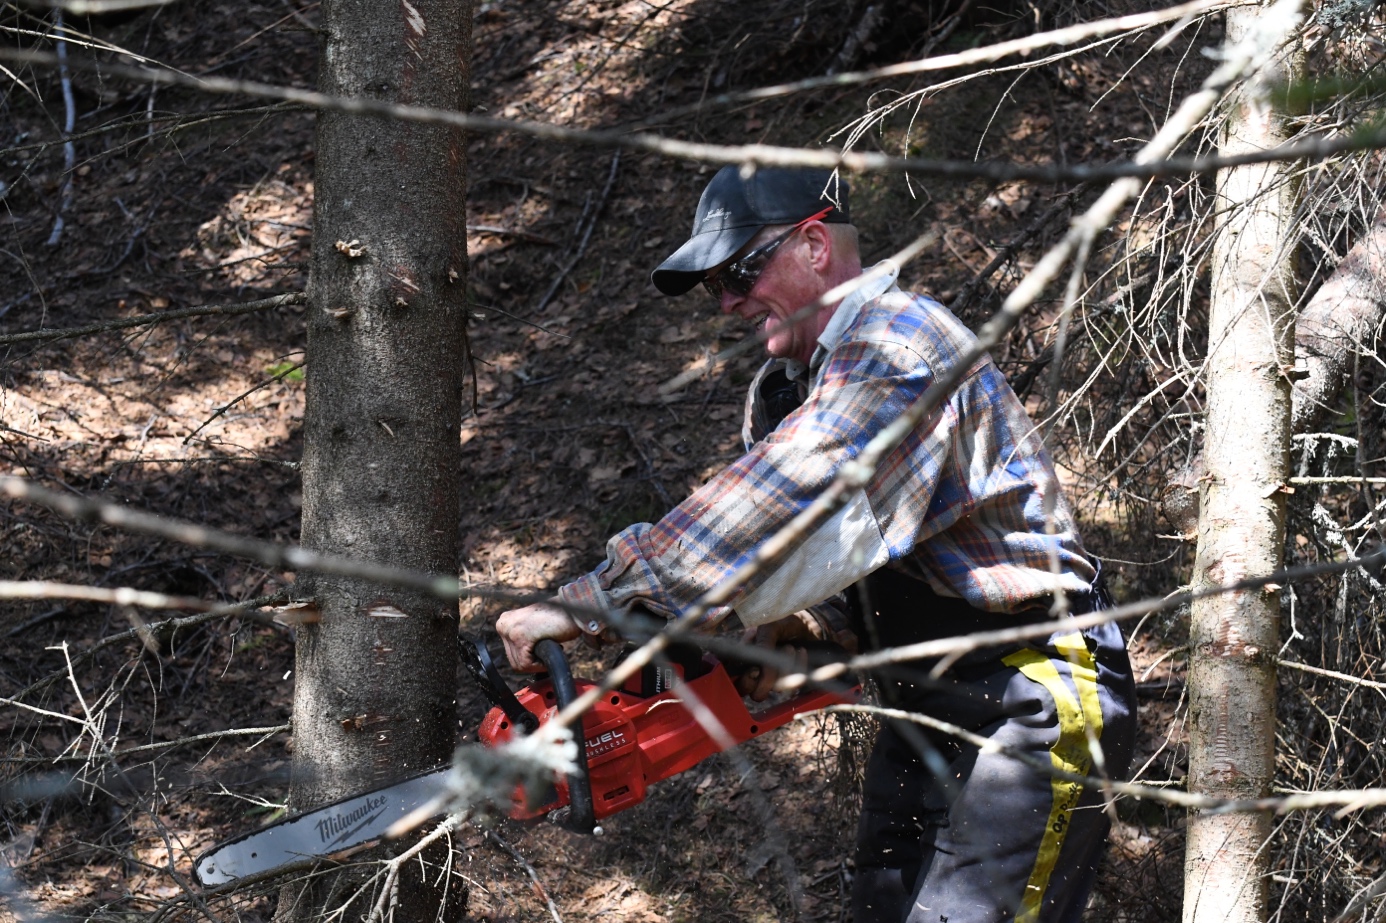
[719,289,743,315]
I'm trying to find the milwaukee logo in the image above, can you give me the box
[585,728,628,757]
[315,794,389,847]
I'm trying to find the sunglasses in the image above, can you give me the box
[703,206,834,301]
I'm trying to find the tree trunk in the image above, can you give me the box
[277,0,473,919]
[1162,213,1386,534]
[1291,212,1386,435]
[1182,8,1301,923]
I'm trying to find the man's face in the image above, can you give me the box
[709,224,828,366]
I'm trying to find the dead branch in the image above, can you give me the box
[0,292,306,347]
[44,9,75,248]
[0,476,479,603]
[466,224,557,245]
[0,580,222,612]
[183,359,305,445]
[1275,658,1386,693]
[947,188,1084,317]
[10,38,1386,187]
[0,724,291,762]
[534,149,620,315]
[7,589,289,701]
[648,0,1238,126]
[0,104,302,158]
[484,829,564,923]
[823,703,1386,816]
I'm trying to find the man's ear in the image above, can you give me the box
[802,221,833,272]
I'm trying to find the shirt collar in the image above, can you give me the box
[785,260,901,382]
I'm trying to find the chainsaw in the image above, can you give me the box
[193,637,856,886]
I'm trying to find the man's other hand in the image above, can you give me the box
[496,601,580,672]
[736,613,818,701]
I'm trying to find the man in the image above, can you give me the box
[497,166,1136,923]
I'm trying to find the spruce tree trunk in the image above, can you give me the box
[277,0,473,918]
[1182,7,1301,922]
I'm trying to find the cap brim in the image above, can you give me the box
[650,225,760,296]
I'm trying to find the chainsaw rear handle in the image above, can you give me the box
[533,639,596,834]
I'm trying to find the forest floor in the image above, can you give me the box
[1,0,1197,920]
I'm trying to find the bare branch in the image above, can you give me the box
[534,149,620,315]
[5,38,1386,186]
[183,359,305,445]
[0,292,305,347]
[0,580,221,612]
[7,591,289,702]
[1288,476,1386,486]
[0,476,482,604]
[643,0,1243,126]
[797,543,1386,687]
[824,703,1386,816]
[1275,658,1386,693]
[483,829,564,923]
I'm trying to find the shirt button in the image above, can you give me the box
[588,621,600,632]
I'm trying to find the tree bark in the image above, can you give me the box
[1291,213,1386,436]
[1182,9,1301,923]
[277,0,473,919]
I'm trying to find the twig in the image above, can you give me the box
[7,590,290,702]
[1288,476,1386,486]
[49,644,222,923]
[1,104,301,157]
[47,0,178,12]
[469,301,571,339]
[534,150,620,314]
[1,724,291,761]
[10,33,1386,187]
[1000,0,1305,339]
[1276,658,1386,693]
[0,292,305,347]
[183,360,304,445]
[44,10,75,249]
[0,580,220,612]
[364,814,466,923]
[3,606,68,638]
[467,225,558,245]
[0,476,533,609]
[484,829,564,923]
[642,0,1239,126]
[1332,871,1386,923]
[796,545,1386,686]
[824,702,1386,816]
[946,189,1083,316]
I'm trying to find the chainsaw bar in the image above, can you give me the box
[193,768,449,886]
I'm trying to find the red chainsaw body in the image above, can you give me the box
[478,653,856,822]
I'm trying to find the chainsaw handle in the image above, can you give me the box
[533,640,596,834]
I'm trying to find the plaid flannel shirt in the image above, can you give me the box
[559,264,1095,644]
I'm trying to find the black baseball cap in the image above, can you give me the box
[651,166,851,296]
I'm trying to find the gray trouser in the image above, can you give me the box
[851,619,1136,923]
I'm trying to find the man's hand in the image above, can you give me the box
[496,601,581,672]
[736,613,819,702]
